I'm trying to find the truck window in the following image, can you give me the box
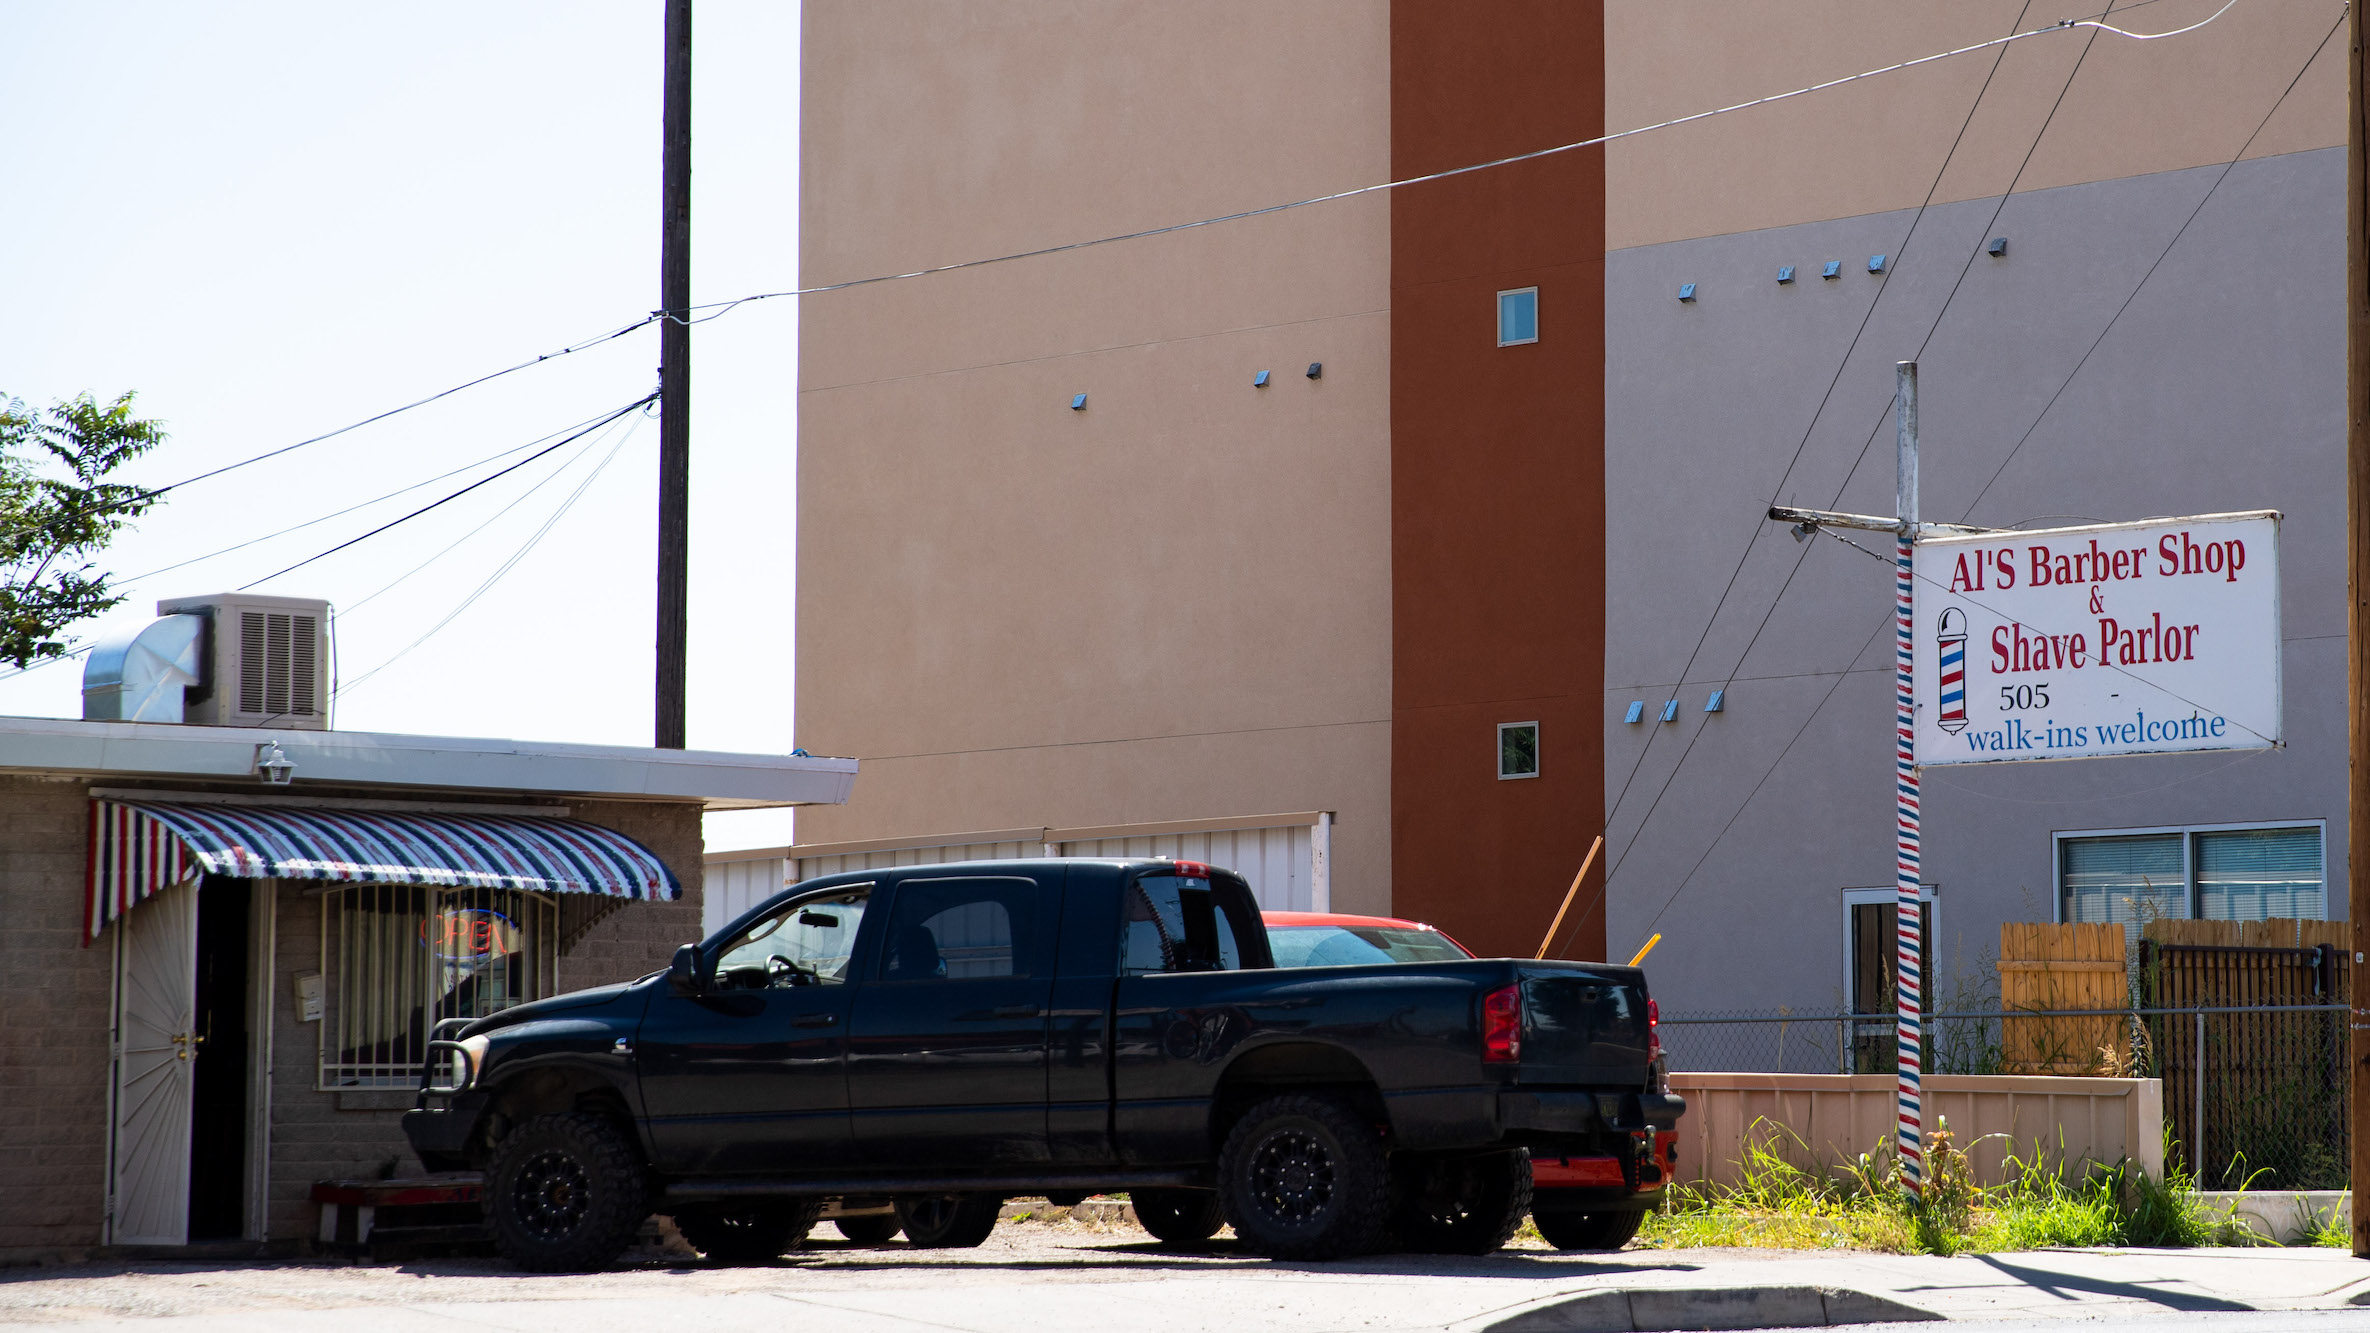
[1119,871,1264,974]
[714,888,870,989]
[879,876,1037,981]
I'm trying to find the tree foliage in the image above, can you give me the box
[0,392,168,669]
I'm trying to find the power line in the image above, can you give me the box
[335,412,648,698]
[119,402,647,588]
[3,1,2230,557]
[338,406,649,617]
[237,394,654,592]
[1584,3,2337,958]
[1959,4,2350,521]
[1593,0,2041,863]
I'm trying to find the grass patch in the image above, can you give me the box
[1636,1118,2254,1255]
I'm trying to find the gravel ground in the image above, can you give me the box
[0,1213,1578,1326]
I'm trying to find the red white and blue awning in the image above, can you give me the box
[87,800,680,939]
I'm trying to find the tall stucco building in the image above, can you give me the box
[789,2,1608,960]
[785,2,2348,998]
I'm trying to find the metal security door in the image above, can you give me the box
[109,878,199,1245]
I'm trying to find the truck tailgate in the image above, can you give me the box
[1514,963,1651,1084]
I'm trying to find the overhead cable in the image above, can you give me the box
[238,393,654,591]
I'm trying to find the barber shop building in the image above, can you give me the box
[0,592,855,1259]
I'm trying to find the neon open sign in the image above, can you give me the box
[421,907,518,961]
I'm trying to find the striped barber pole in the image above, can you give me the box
[86,800,682,940]
[1893,532,1924,1195]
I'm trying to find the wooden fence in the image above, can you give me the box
[1998,922,2129,1074]
[2139,918,2348,1188]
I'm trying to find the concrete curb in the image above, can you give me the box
[1465,1285,1941,1332]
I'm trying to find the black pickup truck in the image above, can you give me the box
[405,858,1682,1271]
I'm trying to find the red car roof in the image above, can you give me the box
[1261,910,1475,956]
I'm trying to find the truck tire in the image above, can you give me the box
[1217,1093,1393,1260]
[1393,1149,1533,1255]
[894,1193,1003,1248]
[674,1198,823,1263]
[485,1111,648,1273]
[1532,1206,1644,1251]
[834,1212,903,1245]
[1131,1188,1225,1247]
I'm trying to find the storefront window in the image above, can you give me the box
[320,885,556,1088]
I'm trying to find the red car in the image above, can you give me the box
[1262,909,1678,1250]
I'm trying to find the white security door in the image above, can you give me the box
[110,878,199,1246]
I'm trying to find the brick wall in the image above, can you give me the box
[0,777,110,1256]
[559,800,707,991]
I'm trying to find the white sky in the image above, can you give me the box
[0,3,806,849]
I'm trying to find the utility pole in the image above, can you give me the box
[1768,362,1983,1197]
[655,0,692,750]
[2346,0,2368,1260]
[1892,361,1925,1199]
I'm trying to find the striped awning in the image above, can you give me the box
[87,800,680,939]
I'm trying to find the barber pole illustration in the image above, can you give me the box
[1935,608,1968,735]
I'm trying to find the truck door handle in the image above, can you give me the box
[992,1005,1041,1019]
[791,1013,838,1028]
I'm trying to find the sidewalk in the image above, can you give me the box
[0,1233,2366,1332]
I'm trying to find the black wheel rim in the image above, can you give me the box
[906,1196,958,1234]
[1248,1127,1335,1226]
[1415,1168,1480,1231]
[512,1149,593,1241]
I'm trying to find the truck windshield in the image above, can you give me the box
[714,889,870,989]
[1268,925,1472,968]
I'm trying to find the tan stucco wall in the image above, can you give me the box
[1606,0,2345,250]
[797,4,1395,912]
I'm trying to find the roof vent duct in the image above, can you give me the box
[82,614,207,723]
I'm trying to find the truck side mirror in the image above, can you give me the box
[668,943,704,996]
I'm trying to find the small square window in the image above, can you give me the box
[1498,721,1539,780]
[1497,288,1538,346]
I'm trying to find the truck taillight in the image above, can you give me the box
[1170,860,1213,878]
[1482,983,1522,1064]
[1649,997,1661,1052]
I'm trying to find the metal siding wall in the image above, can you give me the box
[1059,825,1314,910]
[790,841,1036,886]
[702,858,789,938]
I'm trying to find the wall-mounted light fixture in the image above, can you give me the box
[1777,266,1796,284]
[1868,254,1888,274]
[1253,370,1271,387]
[1822,261,1842,280]
[1660,700,1680,723]
[1987,237,2008,256]
[1306,362,1323,379]
[1677,283,1697,302]
[1705,689,1726,713]
[1070,393,1088,411]
[1624,701,1646,724]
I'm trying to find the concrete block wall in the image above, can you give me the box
[0,776,111,1256]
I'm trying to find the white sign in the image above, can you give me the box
[1911,512,2280,765]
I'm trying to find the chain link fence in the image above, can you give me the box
[1661,1004,2347,1190]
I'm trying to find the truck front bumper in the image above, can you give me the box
[400,1092,487,1169]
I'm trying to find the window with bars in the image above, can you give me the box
[319,884,557,1088]
[2057,824,2324,931]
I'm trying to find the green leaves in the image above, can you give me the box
[0,391,167,669]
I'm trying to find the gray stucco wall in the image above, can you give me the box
[1602,148,2345,1022]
